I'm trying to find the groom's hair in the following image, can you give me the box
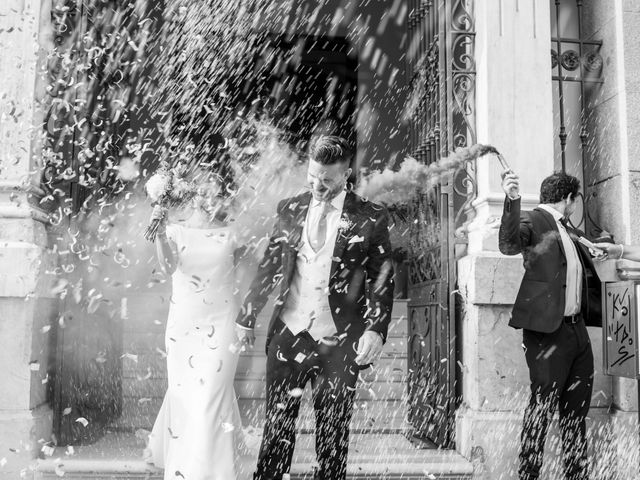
[540,171,580,204]
[309,135,353,166]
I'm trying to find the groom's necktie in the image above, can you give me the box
[309,201,331,252]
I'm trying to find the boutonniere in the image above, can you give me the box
[337,216,355,237]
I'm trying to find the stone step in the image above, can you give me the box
[122,352,408,381]
[113,397,410,433]
[36,430,473,480]
[121,333,407,366]
[121,325,408,357]
[122,298,409,337]
[120,376,406,402]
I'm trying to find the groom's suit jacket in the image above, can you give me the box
[236,190,394,352]
[498,197,602,333]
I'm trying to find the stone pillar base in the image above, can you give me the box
[457,405,635,479]
[456,408,522,479]
[0,405,52,479]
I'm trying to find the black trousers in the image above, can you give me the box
[254,321,359,480]
[519,318,594,480]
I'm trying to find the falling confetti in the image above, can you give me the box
[288,388,304,398]
[221,422,235,433]
[41,445,55,457]
[121,353,139,363]
[75,417,89,427]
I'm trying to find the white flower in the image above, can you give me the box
[337,217,354,233]
[145,173,169,202]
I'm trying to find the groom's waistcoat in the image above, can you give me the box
[236,191,395,354]
[280,197,341,339]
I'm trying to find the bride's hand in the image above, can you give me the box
[151,205,167,221]
[236,325,255,348]
[151,205,168,233]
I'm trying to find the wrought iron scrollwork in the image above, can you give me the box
[406,0,476,449]
[449,0,477,243]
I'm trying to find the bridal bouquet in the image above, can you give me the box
[144,161,196,242]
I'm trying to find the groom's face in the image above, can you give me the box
[307,159,351,202]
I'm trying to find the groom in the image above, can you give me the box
[236,135,394,480]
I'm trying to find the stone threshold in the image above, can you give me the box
[35,431,473,480]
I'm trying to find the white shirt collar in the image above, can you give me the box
[538,204,565,223]
[311,189,347,212]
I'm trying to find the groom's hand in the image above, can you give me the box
[355,331,383,365]
[236,324,255,348]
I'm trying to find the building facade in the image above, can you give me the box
[1,0,639,478]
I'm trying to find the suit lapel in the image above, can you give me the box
[535,207,566,259]
[331,191,360,277]
[285,192,311,249]
[280,193,310,286]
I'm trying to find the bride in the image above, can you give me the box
[146,165,244,480]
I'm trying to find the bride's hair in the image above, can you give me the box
[192,154,237,223]
[195,153,236,199]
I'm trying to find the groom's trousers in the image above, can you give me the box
[254,319,359,480]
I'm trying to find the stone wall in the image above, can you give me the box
[0,0,58,478]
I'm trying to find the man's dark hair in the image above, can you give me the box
[309,135,352,166]
[540,171,581,204]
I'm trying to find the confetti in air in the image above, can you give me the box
[5,1,631,478]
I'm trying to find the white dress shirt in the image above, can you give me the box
[538,204,582,316]
[280,190,347,340]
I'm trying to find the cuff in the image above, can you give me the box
[366,325,388,344]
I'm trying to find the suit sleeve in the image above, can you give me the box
[498,196,533,255]
[235,200,286,329]
[365,209,394,342]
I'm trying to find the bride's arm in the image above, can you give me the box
[152,207,178,275]
[156,232,177,275]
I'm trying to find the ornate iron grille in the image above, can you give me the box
[550,0,604,235]
[406,0,476,448]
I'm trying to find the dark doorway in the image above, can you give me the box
[45,0,359,443]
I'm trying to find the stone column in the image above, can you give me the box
[582,0,640,474]
[467,0,554,254]
[457,0,612,477]
[0,1,57,477]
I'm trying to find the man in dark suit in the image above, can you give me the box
[499,170,602,480]
[236,135,394,480]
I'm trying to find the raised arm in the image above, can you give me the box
[498,170,533,255]
[153,206,178,275]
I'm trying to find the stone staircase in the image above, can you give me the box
[35,299,474,479]
[113,299,411,435]
[35,430,473,479]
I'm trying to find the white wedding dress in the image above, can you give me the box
[148,223,242,480]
